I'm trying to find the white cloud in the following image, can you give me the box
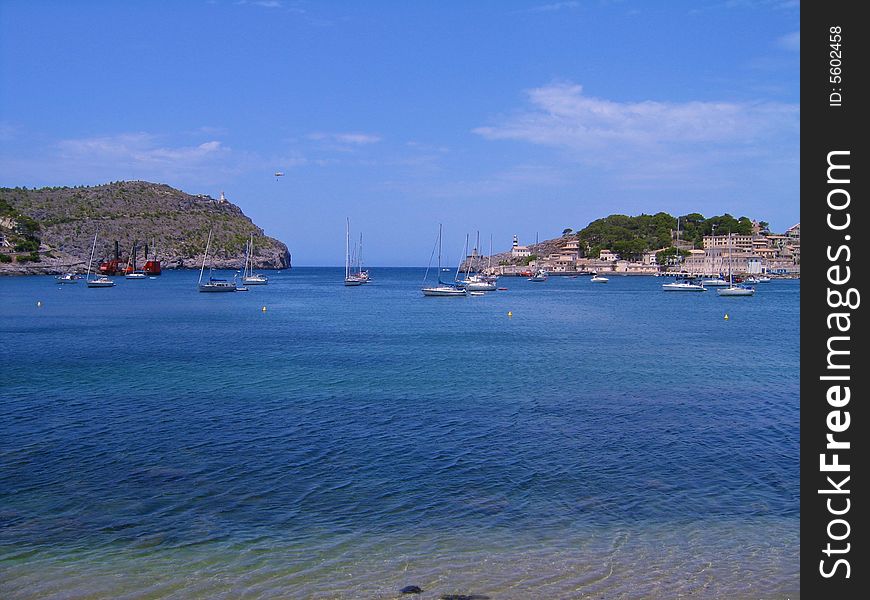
[56,133,229,166]
[475,81,797,163]
[525,1,580,12]
[777,30,800,51]
[235,0,284,7]
[308,132,382,145]
[473,82,798,190]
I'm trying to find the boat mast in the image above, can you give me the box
[199,229,212,285]
[728,231,733,286]
[454,233,468,283]
[345,218,350,280]
[86,231,98,280]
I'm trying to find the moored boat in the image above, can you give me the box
[717,233,756,297]
[421,224,467,297]
[701,277,728,287]
[55,273,79,283]
[85,232,115,288]
[662,276,706,291]
[242,234,269,285]
[198,229,237,292]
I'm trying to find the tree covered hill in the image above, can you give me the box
[0,181,290,274]
[572,212,757,261]
[491,212,761,266]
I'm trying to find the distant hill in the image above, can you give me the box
[488,212,759,266]
[0,181,290,275]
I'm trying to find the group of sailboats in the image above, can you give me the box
[455,232,497,291]
[421,225,468,296]
[242,234,269,286]
[421,226,500,296]
[344,219,370,286]
[660,232,757,296]
[196,229,271,292]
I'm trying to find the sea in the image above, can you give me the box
[0,268,800,599]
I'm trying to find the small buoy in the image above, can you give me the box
[262,306,267,312]
[36,300,43,307]
[507,311,513,317]
[724,313,729,320]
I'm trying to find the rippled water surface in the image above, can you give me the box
[0,269,799,598]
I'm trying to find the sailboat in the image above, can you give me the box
[717,232,755,296]
[242,234,269,285]
[124,242,147,279]
[422,225,467,296]
[344,219,364,286]
[356,232,370,283]
[198,229,237,292]
[461,233,497,291]
[528,269,548,282]
[86,232,115,287]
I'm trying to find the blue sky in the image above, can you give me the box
[0,0,799,266]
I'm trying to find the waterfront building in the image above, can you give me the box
[511,235,531,258]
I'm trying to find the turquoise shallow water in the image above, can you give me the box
[0,269,799,598]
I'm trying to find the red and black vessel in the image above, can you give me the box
[142,242,161,276]
[98,241,124,275]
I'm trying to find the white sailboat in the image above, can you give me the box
[124,242,147,279]
[55,272,80,283]
[198,229,237,292]
[717,232,755,297]
[344,218,364,286]
[86,232,115,288]
[701,276,728,287]
[662,276,707,291]
[590,275,609,283]
[242,234,268,285]
[357,232,370,283]
[422,225,467,296]
[463,234,497,291]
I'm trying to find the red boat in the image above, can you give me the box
[98,241,124,275]
[142,242,161,276]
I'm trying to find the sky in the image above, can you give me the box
[0,0,799,266]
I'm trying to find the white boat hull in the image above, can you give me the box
[422,286,467,296]
[590,277,608,283]
[243,276,268,285]
[344,278,364,286]
[662,283,707,291]
[87,279,115,288]
[465,281,497,291]
[717,287,756,296]
[198,283,237,292]
[701,279,728,287]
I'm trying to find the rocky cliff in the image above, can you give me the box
[0,181,291,275]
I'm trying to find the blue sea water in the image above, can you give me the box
[0,269,799,599]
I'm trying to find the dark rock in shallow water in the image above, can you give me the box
[401,585,423,594]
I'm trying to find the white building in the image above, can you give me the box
[510,235,531,258]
